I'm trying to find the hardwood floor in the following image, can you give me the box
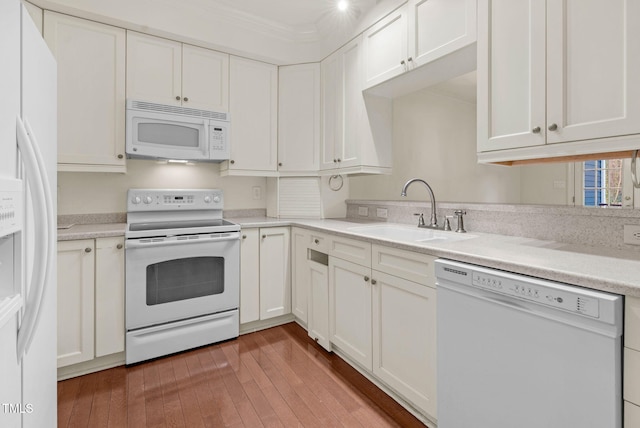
[58,322,426,427]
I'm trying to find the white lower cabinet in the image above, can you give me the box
[57,236,125,369]
[329,256,373,370]
[308,259,331,351]
[240,227,291,324]
[625,296,640,427]
[626,401,640,428]
[291,228,310,323]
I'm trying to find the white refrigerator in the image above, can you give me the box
[0,1,58,427]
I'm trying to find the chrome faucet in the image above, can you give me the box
[400,178,438,228]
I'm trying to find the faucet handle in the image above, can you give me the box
[413,212,425,227]
[454,210,467,233]
[444,215,453,231]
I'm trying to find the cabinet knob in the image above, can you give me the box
[371,279,377,285]
[337,158,341,163]
[242,234,247,239]
[548,123,558,131]
[175,96,181,101]
[364,276,370,282]
[117,154,124,159]
[532,126,541,134]
[183,97,189,102]
[230,160,235,164]
[407,57,413,63]
[116,244,123,250]
[400,60,406,65]
[278,162,283,167]
[333,159,337,163]
[262,234,266,239]
[85,247,92,253]
[314,239,319,244]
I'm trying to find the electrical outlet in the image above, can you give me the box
[252,186,262,200]
[624,225,640,245]
[376,208,388,219]
[358,206,368,216]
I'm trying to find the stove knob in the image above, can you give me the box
[204,196,212,203]
[213,196,221,203]
[132,196,141,204]
[143,196,153,204]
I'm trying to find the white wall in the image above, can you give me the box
[57,159,266,215]
[349,88,522,203]
[519,163,572,205]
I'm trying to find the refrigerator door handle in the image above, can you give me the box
[15,117,54,358]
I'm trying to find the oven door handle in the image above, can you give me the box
[126,233,240,249]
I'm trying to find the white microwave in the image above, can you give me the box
[126,100,230,162]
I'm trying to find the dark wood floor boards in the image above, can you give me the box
[57,322,425,427]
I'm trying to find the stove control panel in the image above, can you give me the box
[127,189,223,211]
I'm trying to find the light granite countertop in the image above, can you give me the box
[59,216,640,297]
[231,217,640,298]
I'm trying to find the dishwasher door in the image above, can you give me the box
[435,260,623,428]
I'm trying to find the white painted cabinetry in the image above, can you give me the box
[321,36,392,175]
[126,31,229,112]
[240,227,291,324]
[478,0,640,163]
[57,240,95,368]
[291,228,310,323]
[625,296,640,428]
[362,0,476,90]
[95,237,125,357]
[44,12,126,172]
[308,256,331,351]
[222,57,278,176]
[278,64,321,175]
[57,237,125,371]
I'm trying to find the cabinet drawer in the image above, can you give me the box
[624,347,640,405]
[309,231,328,253]
[626,296,640,351]
[372,245,435,287]
[329,235,371,266]
[626,401,640,428]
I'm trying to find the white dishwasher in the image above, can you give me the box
[435,259,623,428]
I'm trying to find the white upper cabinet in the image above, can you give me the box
[278,63,321,175]
[222,56,278,175]
[44,12,126,172]
[321,36,392,175]
[363,0,476,90]
[478,0,640,163]
[127,31,229,112]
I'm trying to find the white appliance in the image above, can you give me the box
[125,189,240,364]
[0,1,57,427]
[435,259,623,428]
[126,100,230,162]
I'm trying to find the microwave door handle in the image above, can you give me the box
[203,120,210,157]
[16,117,54,359]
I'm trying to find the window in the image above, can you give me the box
[582,159,623,206]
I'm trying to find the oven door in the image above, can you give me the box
[126,109,209,161]
[125,232,239,330]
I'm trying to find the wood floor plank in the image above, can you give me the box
[57,323,428,428]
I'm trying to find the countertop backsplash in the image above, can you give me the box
[346,200,640,253]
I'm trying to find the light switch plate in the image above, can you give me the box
[376,208,388,219]
[624,225,640,245]
[358,206,368,216]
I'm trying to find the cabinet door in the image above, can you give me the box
[477,0,546,152]
[291,228,310,323]
[329,257,372,370]
[372,270,437,417]
[408,0,476,67]
[362,5,408,89]
[240,229,260,324]
[259,227,291,320]
[126,31,182,106]
[278,64,321,173]
[57,240,95,367]
[228,57,278,173]
[95,237,124,357]
[546,0,640,144]
[44,12,126,171]
[308,260,331,352]
[340,37,365,169]
[320,51,342,170]
[626,401,640,428]
[182,45,229,112]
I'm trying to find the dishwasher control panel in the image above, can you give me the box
[472,271,600,318]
